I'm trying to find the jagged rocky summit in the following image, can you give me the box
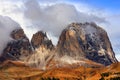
[27,31,54,69]
[0,29,32,63]
[0,22,118,69]
[31,31,54,50]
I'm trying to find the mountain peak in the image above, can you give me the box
[56,22,118,66]
[31,31,54,50]
[10,29,26,40]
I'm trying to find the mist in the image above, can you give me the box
[0,15,21,54]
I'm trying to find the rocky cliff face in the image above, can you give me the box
[56,22,118,66]
[0,29,32,62]
[0,22,118,68]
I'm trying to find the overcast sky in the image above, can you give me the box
[0,0,120,61]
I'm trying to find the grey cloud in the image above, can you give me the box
[23,0,106,38]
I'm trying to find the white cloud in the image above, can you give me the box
[23,0,106,45]
[0,16,21,54]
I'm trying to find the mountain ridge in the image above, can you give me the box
[0,22,118,70]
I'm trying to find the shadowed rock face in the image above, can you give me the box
[0,29,32,62]
[57,22,118,66]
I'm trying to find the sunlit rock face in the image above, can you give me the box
[0,29,32,62]
[56,22,118,66]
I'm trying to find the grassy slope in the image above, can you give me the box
[0,60,120,80]
[0,60,43,80]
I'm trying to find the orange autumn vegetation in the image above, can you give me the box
[0,60,120,80]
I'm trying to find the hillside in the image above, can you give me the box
[0,60,42,80]
[0,61,120,80]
